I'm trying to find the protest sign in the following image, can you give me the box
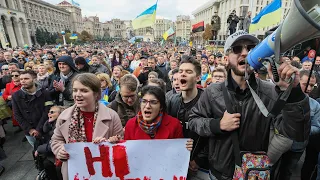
[65,139,190,180]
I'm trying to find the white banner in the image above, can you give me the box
[65,139,190,180]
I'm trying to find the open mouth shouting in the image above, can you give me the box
[180,78,187,88]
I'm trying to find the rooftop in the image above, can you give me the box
[192,0,220,15]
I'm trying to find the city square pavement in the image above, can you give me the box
[0,120,306,180]
[1,120,37,180]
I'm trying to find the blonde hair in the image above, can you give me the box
[96,73,112,88]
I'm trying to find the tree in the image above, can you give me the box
[35,28,46,46]
[80,30,93,42]
[202,24,213,41]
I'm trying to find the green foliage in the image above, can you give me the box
[35,28,61,45]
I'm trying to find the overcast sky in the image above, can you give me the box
[43,0,211,22]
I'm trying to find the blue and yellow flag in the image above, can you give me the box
[132,1,157,29]
[249,0,282,33]
[163,27,175,40]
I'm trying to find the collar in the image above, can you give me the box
[226,69,257,93]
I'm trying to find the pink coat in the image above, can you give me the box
[51,103,123,180]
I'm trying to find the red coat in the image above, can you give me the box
[3,81,21,101]
[124,113,184,140]
[3,81,21,126]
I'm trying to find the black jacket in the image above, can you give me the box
[189,72,310,179]
[137,67,164,86]
[12,87,53,135]
[167,88,209,169]
[49,56,79,106]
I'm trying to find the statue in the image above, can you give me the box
[227,10,239,35]
[211,12,221,40]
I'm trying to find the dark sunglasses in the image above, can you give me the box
[2,68,8,70]
[11,75,19,77]
[229,44,256,54]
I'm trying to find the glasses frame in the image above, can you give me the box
[229,44,256,54]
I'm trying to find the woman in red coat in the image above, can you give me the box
[3,70,21,127]
[108,86,193,149]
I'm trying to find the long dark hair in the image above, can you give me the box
[140,86,166,112]
[112,50,123,63]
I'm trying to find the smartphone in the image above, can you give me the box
[144,67,153,71]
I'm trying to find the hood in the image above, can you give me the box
[21,84,42,95]
[55,56,79,74]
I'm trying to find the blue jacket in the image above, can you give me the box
[310,97,320,136]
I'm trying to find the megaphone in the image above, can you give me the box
[247,0,320,79]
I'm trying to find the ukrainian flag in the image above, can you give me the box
[132,2,157,29]
[249,0,282,33]
[163,27,175,40]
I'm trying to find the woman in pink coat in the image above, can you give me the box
[51,73,123,180]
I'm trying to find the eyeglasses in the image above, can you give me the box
[121,94,136,100]
[11,75,19,77]
[141,99,159,106]
[2,69,8,70]
[229,44,256,54]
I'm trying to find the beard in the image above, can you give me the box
[228,62,253,76]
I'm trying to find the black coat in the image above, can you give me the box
[12,88,53,134]
[189,72,310,179]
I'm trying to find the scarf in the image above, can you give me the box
[136,111,163,138]
[59,71,74,103]
[60,71,74,84]
[37,73,49,81]
[68,104,99,143]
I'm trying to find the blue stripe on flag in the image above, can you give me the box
[136,4,157,18]
[251,0,282,24]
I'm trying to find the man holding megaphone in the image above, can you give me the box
[189,30,310,180]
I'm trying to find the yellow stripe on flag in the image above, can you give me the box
[249,8,282,33]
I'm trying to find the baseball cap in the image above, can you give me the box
[224,31,259,54]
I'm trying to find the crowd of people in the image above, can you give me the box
[0,30,319,180]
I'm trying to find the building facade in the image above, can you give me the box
[0,0,31,48]
[57,0,83,33]
[153,18,174,41]
[23,0,72,45]
[175,15,191,42]
[192,0,292,44]
[82,16,102,38]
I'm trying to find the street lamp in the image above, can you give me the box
[61,31,66,45]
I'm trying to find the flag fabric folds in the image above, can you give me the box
[132,2,157,29]
[192,21,204,33]
[163,27,175,40]
[249,0,282,33]
[71,0,80,6]
[69,34,78,40]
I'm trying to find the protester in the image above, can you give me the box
[130,53,141,71]
[167,56,209,176]
[111,51,122,68]
[108,86,193,150]
[37,64,51,90]
[189,31,310,179]
[12,70,53,147]
[90,55,110,74]
[51,73,123,180]
[50,56,79,106]
[96,73,117,105]
[147,78,166,92]
[121,59,133,73]
[148,71,158,81]
[302,60,312,70]
[3,70,22,129]
[74,56,96,73]
[138,56,164,86]
[108,74,140,126]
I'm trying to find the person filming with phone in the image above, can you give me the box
[137,56,164,86]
